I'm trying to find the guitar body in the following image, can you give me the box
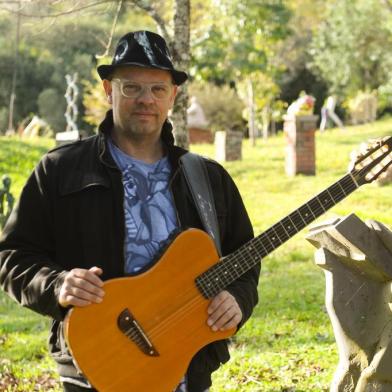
[64,229,235,392]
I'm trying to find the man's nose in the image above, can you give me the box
[135,86,155,103]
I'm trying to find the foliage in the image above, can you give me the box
[276,0,328,113]
[1,118,392,390]
[37,88,66,133]
[191,0,291,82]
[237,73,287,137]
[82,69,110,131]
[188,82,245,132]
[310,0,392,98]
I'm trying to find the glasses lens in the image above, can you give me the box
[122,82,142,98]
[151,84,171,99]
[114,79,172,100]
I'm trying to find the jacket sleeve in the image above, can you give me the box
[218,168,260,330]
[0,156,68,321]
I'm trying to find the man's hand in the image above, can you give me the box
[207,290,242,332]
[58,266,104,308]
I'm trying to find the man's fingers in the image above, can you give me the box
[207,290,243,332]
[73,268,104,287]
[67,276,105,298]
[58,267,105,308]
[207,291,228,314]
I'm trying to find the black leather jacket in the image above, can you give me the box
[0,111,260,391]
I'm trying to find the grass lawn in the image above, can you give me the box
[0,119,391,391]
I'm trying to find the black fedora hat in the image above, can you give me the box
[97,30,188,85]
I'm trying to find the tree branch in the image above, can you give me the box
[0,0,113,18]
[95,0,123,58]
[126,0,171,43]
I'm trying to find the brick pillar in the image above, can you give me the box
[284,115,318,176]
[215,130,243,161]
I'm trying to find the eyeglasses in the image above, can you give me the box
[111,79,174,100]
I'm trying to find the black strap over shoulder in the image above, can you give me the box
[180,152,222,257]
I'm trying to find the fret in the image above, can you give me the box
[328,182,344,202]
[289,210,307,229]
[337,179,348,196]
[308,196,326,217]
[317,190,335,210]
[281,216,300,236]
[298,204,315,224]
[277,220,290,238]
[260,231,275,250]
[265,226,284,247]
[253,236,270,258]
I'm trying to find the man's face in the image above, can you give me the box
[103,66,178,142]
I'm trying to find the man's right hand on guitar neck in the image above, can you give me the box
[58,266,105,308]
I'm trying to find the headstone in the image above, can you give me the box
[215,130,242,161]
[306,213,392,391]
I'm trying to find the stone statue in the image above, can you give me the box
[56,73,80,145]
[64,73,79,133]
[0,175,14,229]
[306,214,392,391]
[187,96,208,129]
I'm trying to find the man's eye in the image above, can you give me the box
[152,85,166,92]
[123,84,141,94]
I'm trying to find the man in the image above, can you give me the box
[0,31,260,391]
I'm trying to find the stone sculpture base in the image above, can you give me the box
[306,214,392,391]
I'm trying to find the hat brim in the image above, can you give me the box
[97,62,188,85]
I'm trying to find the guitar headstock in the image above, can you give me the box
[349,136,392,185]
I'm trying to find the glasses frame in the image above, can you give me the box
[111,78,174,100]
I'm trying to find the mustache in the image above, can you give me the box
[131,104,157,115]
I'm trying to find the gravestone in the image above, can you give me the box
[306,214,392,391]
[215,130,242,161]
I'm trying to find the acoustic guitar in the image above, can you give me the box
[64,136,392,391]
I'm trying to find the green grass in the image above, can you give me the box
[0,120,391,391]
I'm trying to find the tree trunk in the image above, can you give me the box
[8,0,21,132]
[171,0,190,149]
[247,78,256,146]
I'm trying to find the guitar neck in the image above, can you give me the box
[196,172,360,298]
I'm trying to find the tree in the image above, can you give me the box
[310,0,392,98]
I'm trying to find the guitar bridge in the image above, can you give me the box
[117,308,159,357]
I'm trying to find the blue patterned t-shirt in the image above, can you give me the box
[108,139,178,274]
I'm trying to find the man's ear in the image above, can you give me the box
[170,85,179,107]
[103,79,112,104]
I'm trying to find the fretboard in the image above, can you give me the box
[195,173,359,298]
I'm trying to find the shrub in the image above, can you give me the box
[188,82,245,132]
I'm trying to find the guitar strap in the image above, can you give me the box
[180,152,223,257]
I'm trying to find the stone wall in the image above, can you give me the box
[188,127,214,144]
